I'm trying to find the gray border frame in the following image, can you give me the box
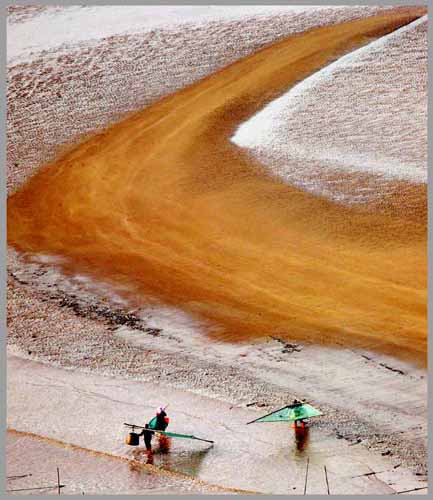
[0,0,5,497]
[1,0,429,498]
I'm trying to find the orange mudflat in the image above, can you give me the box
[8,8,427,365]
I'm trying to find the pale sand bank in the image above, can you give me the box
[232,16,427,202]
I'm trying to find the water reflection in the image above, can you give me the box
[294,425,310,453]
[158,435,171,454]
[164,446,213,477]
[130,438,213,478]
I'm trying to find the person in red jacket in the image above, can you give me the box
[154,406,170,431]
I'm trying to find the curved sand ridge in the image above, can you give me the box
[232,16,427,205]
[8,9,427,364]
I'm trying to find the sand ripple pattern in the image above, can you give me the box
[8,9,427,364]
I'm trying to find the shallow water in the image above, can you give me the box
[6,432,219,495]
[7,356,427,494]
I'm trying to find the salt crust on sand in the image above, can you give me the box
[7,5,331,63]
[232,16,427,202]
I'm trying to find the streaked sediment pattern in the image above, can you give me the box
[8,8,427,364]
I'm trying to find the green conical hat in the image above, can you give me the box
[247,403,321,424]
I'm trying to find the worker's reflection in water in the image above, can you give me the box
[294,421,310,452]
[145,450,154,465]
[158,433,171,454]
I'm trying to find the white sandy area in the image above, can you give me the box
[232,16,427,203]
[7,5,331,64]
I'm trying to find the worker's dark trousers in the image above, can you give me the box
[144,434,152,451]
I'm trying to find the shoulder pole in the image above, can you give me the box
[246,406,289,425]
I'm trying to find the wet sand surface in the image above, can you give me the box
[7,271,427,476]
[6,431,231,495]
[7,355,427,495]
[7,9,427,365]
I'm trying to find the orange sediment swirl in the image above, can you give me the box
[8,8,427,364]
